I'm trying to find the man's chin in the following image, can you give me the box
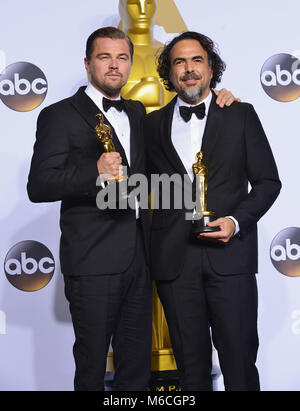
[180,87,203,104]
[105,88,122,98]
[95,82,123,98]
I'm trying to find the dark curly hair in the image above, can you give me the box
[157,31,226,91]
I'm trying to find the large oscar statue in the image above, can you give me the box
[119,0,175,112]
[120,0,178,391]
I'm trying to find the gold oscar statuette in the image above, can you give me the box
[192,151,220,235]
[94,113,127,182]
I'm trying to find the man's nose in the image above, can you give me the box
[109,58,119,69]
[185,60,195,73]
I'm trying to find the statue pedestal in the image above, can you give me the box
[149,348,179,391]
[104,349,222,391]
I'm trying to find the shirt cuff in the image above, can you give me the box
[226,216,240,236]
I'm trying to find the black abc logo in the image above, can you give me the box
[4,241,55,291]
[0,62,47,111]
[270,227,300,277]
[260,53,300,102]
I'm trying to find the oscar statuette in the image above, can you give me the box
[94,113,128,204]
[192,151,220,235]
[94,113,128,182]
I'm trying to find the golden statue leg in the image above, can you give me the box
[151,282,176,370]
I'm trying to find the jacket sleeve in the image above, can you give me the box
[27,105,99,203]
[231,104,281,235]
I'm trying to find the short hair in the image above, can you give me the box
[157,31,226,91]
[85,26,134,61]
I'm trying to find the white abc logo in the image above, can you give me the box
[4,241,55,291]
[0,73,47,96]
[261,64,300,87]
[0,62,47,111]
[271,238,300,261]
[5,252,54,275]
[270,227,300,277]
[260,54,300,102]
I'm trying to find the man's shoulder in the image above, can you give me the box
[37,87,87,121]
[42,96,72,112]
[145,107,162,120]
[123,98,146,116]
[38,88,80,115]
[212,100,262,130]
[145,97,177,122]
[216,100,254,116]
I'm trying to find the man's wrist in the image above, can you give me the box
[225,216,240,236]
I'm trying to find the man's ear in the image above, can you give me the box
[84,57,90,73]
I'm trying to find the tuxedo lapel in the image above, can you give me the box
[122,99,140,173]
[71,87,130,168]
[201,93,224,164]
[160,97,188,176]
[71,86,100,129]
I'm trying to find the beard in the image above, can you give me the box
[92,72,125,98]
[99,83,123,98]
[96,81,123,98]
[175,72,210,104]
[180,86,204,104]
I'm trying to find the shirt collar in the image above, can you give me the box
[175,90,212,119]
[176,91,212,110]
[85,82,121,112]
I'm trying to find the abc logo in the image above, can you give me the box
[260,53,300,102]
[4,241,55,291]
[0,62,47,111]
[270,227,300,277]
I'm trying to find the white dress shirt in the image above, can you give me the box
[172,92,212,181]
[85,82,131,165]
[85,83,139,218]
[171,91,239,235]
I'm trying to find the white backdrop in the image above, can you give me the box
[0,0,299,391]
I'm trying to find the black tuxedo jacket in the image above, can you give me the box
[27,86,150,276]
[145,93,281,280]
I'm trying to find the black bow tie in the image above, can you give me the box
[103,97,124,112]
[179,103,206,122]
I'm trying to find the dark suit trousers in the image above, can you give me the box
[156,241,260,391]
[64,221,152,391]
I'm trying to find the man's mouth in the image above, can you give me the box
[181,74,201,85]
[106,72,121,79]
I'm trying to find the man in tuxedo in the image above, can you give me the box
[145,31,281,391]
[27,24,237,390]
[27,27,152,391]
